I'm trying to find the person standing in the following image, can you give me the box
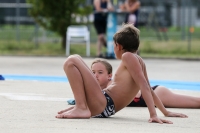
[120,0,140,27]
[93,0,114,58]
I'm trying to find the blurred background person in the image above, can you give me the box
[120,0,140,27]
[93,0,114,58]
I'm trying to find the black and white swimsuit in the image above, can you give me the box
[92,91,115,118]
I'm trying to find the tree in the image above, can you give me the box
[26,0,92,49]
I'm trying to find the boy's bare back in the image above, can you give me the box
[104,53,148,112]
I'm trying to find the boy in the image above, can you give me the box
[56,24,186,123]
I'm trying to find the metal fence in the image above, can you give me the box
[0,0,199,46]
[0,0,60,46]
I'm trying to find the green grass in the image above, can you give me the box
[0,39,200,59]
[0,40,100,57]
[139,40,200,59]
[0,24,200,59]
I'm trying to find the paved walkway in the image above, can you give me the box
[0,56,200,133]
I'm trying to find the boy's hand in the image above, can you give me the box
[149,116,173,124]
[165,111,188,118]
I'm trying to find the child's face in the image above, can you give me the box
[91,62,112,89]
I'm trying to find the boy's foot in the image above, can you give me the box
[57,106,74,114]
[56,107,91,119]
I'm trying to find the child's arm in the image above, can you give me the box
[122,53,172,124]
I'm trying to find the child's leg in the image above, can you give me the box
[154,86,200,108]
[56,55,107,118]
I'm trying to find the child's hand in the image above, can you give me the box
[165,111,188,118]
[149,116,173,124]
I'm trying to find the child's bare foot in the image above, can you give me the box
[56,106,91,119]
[58,106,74,114]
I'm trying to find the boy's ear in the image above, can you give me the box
[118,44,123,50]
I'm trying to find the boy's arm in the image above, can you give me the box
[143,64,168,115]
[144,65,188,118]
[150,89,168,115]
[150,90,187,118]
[122,53,170,123]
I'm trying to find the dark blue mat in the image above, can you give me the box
[0,75,5,80]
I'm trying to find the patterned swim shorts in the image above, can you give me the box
[92,91,115,118]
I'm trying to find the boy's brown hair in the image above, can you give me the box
[91,59,112,74]
[113,24,140,52]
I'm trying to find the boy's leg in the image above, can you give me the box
[56,55,107,118]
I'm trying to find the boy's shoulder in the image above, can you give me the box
[122,52,144,65]
[122,52,142,60]
[122,52,134,58]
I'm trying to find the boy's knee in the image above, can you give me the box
[68,54,81,59]
[63,58,74,70]
[63,54,81,69]
[64,56,75,67]
[73,54,82,59]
